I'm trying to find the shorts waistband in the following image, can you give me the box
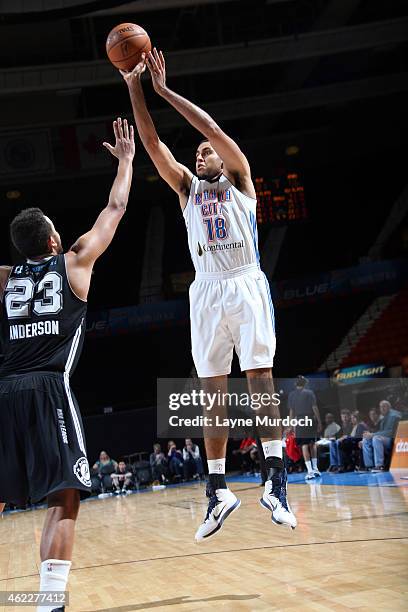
[0,370,63,382]
[195,264,261,281]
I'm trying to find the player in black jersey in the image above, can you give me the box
[0,117,134,612]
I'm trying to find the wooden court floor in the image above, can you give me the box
[1,479,407,612]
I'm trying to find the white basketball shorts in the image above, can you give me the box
[189,264,276,377]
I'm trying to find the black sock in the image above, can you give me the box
[208,473,227,490]
[265,456,283,480]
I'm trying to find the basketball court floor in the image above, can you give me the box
[1,472,407,611]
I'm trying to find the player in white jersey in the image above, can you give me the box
[122,49,297,539]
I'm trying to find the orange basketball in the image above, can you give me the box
[106,23,151,71]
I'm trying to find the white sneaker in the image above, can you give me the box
[313,469,321,477]
[260,468,297,529]
[305,472,316,480]
[195,485,241,542]
[98,492,112,499]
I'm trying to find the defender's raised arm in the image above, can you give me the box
[66,117,135,300]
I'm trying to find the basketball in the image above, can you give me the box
[106,23,151,71]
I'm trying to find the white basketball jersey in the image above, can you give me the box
[183,174,260,273]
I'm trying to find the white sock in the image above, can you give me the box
[305,460,313,473]
[311,457,318,470]
[38,559,71,612]
[207,458,225,474]
[262,440,282,460]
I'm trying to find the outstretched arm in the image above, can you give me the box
[121,57,192,205]
[65,117,134,301]
[147,48,254,195]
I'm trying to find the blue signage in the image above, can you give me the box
[86,299,189,338]
[332,363,387,385]
[271,259,408,307]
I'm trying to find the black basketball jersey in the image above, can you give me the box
[0,254,87,377]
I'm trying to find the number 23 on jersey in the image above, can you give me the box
[5,272,63,319]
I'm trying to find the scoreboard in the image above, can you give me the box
[255,171,307,225]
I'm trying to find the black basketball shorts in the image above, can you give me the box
[0,371,91,505]
[295,420,318,447]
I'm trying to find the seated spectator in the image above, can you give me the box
[362,400,401,472]
[284,427,303,474]
[366,407,381,432]
[167,440,184,480]
[314,414,340,472]
[150,443,169,483]
[91,451,118,494]
[335,411,369,472]
[328,409,353,472]
[111,460,135,494]
[324,413,341,439]
[232,437,258,475]
[182,438,204,480]
[357,407,381,464]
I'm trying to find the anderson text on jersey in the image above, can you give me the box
[10,320,59,340]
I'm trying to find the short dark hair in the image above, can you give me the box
[10,207,51,258]
[295,375,308,388]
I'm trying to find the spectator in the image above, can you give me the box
[357,408,380,464]
[91,451,118,494]
[328,409,352,472]
[324,413,341,439]
[150,443,169,483]
[167,440,184,480]
[315,413,341,470]
[232,437,258,474]
[362,400,401,472]
[283,427,303,474]
[335,411,369,472]
[182,438,204,480]
[111,460,135,494]
[366,407,381,432]
[289,375,323,480]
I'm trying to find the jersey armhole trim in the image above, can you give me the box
[223,173,258,204]
[181,175,196,217]
[63,254,88,304]
[0,267,12,303]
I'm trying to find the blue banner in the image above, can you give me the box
[271,259,408,307]
[86,300,189,338]
[84,259,407,337]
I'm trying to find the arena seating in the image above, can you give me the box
[340,287,408,367]
[275,294,374,376]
